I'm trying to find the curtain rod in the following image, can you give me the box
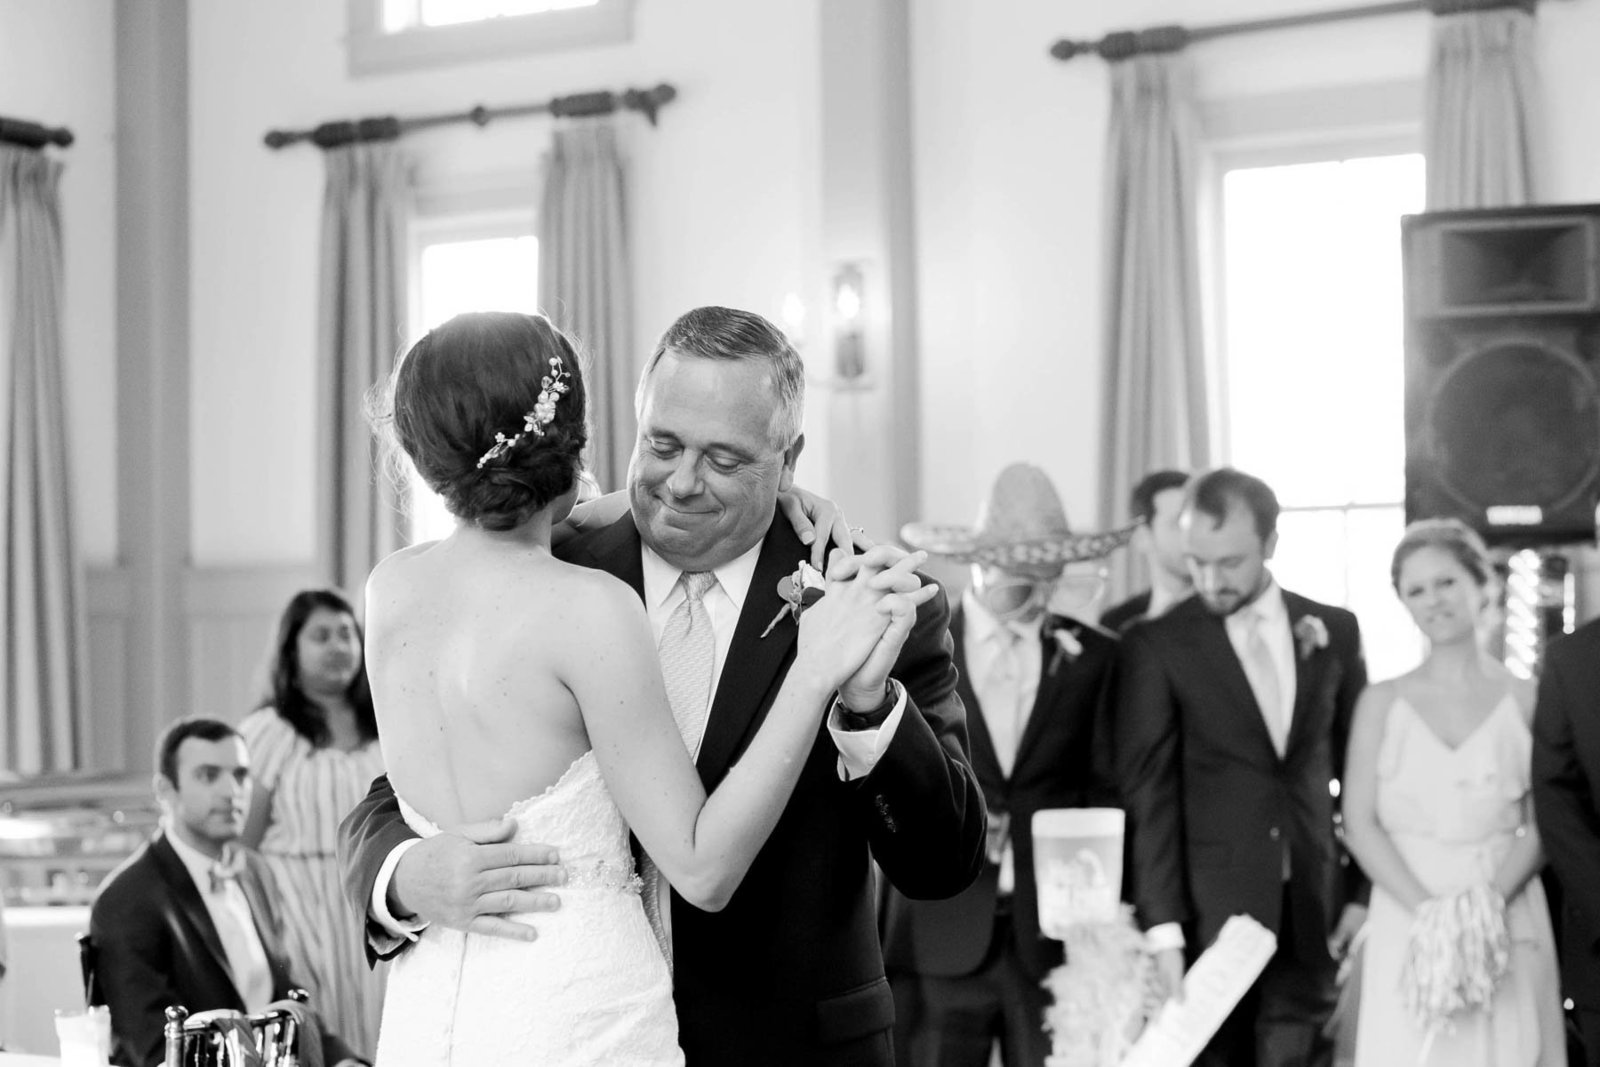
[263,82,678,150]
[0,116,74,151]
[1049,0,1536,61]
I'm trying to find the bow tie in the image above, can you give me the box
[208,851,245,894]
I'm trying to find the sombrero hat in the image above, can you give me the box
[900,463,1135,579]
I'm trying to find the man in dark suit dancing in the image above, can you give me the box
[884,462,1123,1067]
[1115,468,1368,1067]
[1532,616,1600,1066]
[340,306,987,1066]
[89,718,364,1067]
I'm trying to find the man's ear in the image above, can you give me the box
[777,433,805,493]
[153,773,174,809]
[1263,529,1280,561]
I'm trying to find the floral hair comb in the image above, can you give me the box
[476,356,572,469]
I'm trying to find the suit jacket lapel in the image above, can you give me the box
[237,859,289,993]
[695,520,804,789]
[1283,592,1329,755]
[1183,602,1280,760]
[567,514,647,600]
[150,833,241,1007]
[1013,621,1074,774]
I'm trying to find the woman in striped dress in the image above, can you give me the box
[240,588,386,1058]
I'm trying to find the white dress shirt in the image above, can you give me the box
[166,830,274,1012]
[961,590,1042,778]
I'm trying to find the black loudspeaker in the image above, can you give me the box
[1402,203,1600,546]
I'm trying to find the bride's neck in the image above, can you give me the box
[460,507,556,549]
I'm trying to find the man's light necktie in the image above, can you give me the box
[640,570,718,970]
[1243,609,1286,755]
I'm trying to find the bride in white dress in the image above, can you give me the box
[361,312,935,1065]
[1343,519,1565,1067]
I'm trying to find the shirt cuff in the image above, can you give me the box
[1145,921,1186,953]
[830,679,907,781]
[371,839,431,941]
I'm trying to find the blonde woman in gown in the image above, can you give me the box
[1344,519,1564,1067]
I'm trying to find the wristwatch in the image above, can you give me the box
[836,679,903,730]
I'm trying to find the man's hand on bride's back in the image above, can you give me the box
[390,818,567,940]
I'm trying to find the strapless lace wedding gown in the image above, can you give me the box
[375,751,683,1065]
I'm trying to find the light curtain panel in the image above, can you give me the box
[538,120,634,493]
[318,141,409,594]
[0,144,85,775]
[1424,6,1546,210]
[1097,55,1211,602]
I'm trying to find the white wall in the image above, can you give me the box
[911,0,1600,535]
[187,0,823,565]
[0,0,118,564]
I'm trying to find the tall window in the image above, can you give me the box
[349,0,630,75]
[405,216,540,544]
[382,0,597,31]
[1216,150,1426,682]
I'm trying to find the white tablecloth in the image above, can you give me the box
[0,907,89,1057]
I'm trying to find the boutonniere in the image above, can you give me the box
[760,560,826,638]
[1294,615,1330,660]
[1046,622,1084,675]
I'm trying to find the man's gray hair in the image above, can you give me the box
[635,306,805,449]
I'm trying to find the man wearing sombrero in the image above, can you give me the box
[881,463,1129,1067]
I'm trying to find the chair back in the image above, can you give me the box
[162,988,308,1067]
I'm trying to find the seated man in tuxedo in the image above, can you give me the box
[1100,469,1192,633]
[886,463,1127,1067]
[89,718,365,1067]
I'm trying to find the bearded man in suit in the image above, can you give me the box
[1532,616,1600,1066]
[339,306,987,1067]
[1115,467,1369,1067]
[89,718,364,1067]
[883,463,1125,1067]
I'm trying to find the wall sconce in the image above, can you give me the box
[780,291,807,349]
[832,262,866,381]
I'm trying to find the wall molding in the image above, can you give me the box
[85,563,323,772]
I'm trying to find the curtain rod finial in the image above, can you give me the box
[1049,38,1093,61]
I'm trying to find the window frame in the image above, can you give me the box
[346,0,633,78]
[1198,86,1426,678]
[403,195,542,545]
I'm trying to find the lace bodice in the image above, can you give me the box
[377,750,682,1065]
[396,751,644,897]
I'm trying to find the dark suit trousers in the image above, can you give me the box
[1198,885,1338,1067]
[890,908,1050,1067]
[1574,1008,1600,1067]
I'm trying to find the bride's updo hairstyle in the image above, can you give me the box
[1389,517,1495,593]
[376,311,589,532]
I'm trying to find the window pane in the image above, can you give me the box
[1223,154,1424,508]
[1271,506,1423,683]
[386,0,598,31]
[406,234,540,545]
[1221,151,1425,683]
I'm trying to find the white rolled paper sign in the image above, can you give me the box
[1032,807,1125,937]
